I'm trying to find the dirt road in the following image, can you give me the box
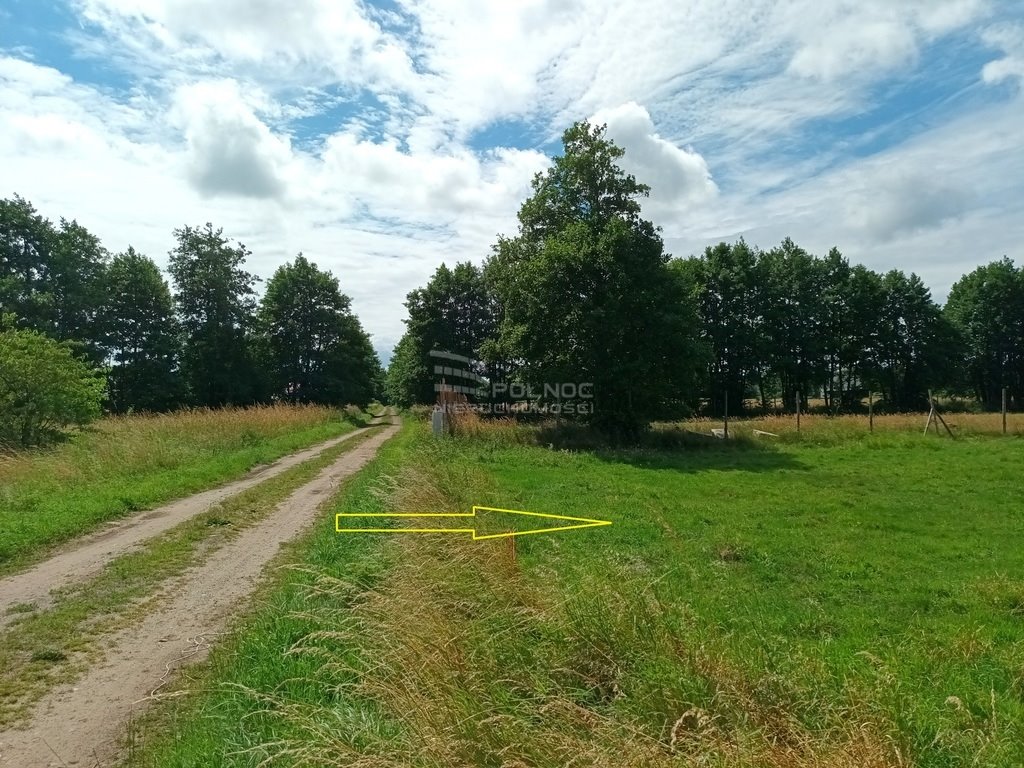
[0,426,369,627]
[0,418,400,767]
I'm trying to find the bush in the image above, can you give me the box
[0,325,105,449]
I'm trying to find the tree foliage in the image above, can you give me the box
[946,259,1024,410]
[259,255,381,407]
[679,241,962,413]
[102,248,182,412]
[485,122,706,435]
[0,320,105,448]
[168,223,259,407]
[0,196,109,363]
[386,262,495,408]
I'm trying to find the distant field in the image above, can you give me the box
[0,404,363,572]
[670,410,1024,442]
[131,418,1024,767]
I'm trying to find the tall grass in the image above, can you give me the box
[233,439,906,767]
[0,404,360,570]
[669,411,1024,444]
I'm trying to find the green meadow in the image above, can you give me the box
[129,419,1024,768]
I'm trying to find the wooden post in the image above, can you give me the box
[1003,387,1008,435]
[724,390,729,440]
[796,390,801,433]
[868,391,874,433]
[924,389,955,438]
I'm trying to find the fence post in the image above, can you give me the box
[796,390,801,433]
[868,391,874,433]
[1003,387,1008,435]
[724,390,729,440]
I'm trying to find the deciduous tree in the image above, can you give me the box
[485,122,705,435]
[102,248,182,412]
[258,255,381,406]
[168,223,258,407]
[0,320,105,448]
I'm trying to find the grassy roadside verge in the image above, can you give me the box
[126,419,1024,767]
[0,404,366,575]
[0,427,379,727]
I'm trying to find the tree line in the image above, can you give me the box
[1,195,381,445]
[387,123,1023,434]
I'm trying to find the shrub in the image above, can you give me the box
[0,324,105,449]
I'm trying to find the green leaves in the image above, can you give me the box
[258,255,381,407]
[168,223,259,407]
[102,248,182,413]
[386,261,495,407]
[486,121,705,436]
[945,259,1024,410]
[0,326,104,448]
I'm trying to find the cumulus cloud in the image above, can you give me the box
[317,131,547,228]
[172,80,294,199]
[982,24,1024,86]
[591,102,717,213]
[844,171,969,241]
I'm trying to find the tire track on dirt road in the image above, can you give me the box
[0,418,400,768]
[0,424,375,626]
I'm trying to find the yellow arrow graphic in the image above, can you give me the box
[335,506,612,540]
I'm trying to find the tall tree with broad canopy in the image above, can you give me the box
[760,238,826,412]
[258,255,381,406]
[102,248,182,412]
[945,258,1024,410]
[386,262,496,407]
[680,240,769,415]
[168,224,259,407]
[0,196,56,335]
[876,270,958,410]
[485,122,705,436]
[0,196,109,363]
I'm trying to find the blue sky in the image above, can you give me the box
[1,0,1023,363]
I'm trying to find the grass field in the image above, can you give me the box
[128,416,1024,767]
[0,404,364,573]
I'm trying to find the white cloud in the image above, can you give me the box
[982,23,1024,86]
[75,0,418,90]
[591,102,717,216]
[172,80,295,199]
[787,17,919,81]
[783,0,988,82]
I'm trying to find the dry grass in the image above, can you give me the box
[0,404,350,485]
[0,404,359,569]
[663,411,1024,444]
[430,405,1024,449]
